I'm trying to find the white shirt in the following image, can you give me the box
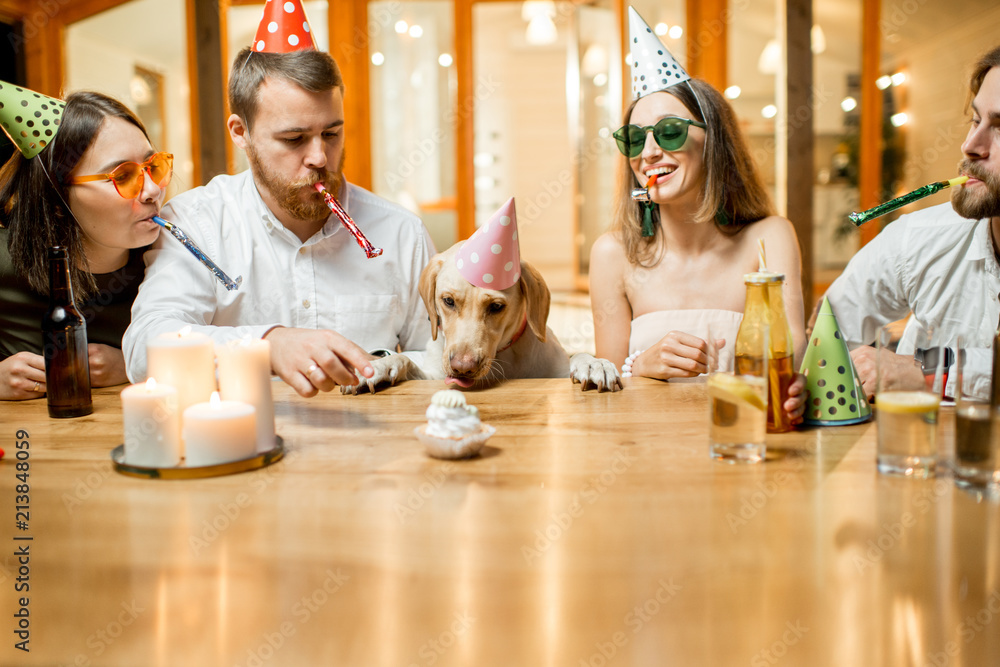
[124,171,435,382]
[826,203,998,399]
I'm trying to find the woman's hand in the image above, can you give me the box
[634,331,721,381]
[0,352,47,400]
[88,344,129,387]
[784,372,808,425]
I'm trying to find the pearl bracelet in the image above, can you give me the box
[621,349,644,378]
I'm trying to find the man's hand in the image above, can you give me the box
[264,327,375,397]
[0,351,47,400]
[634,331,722,380]
[850,346,924,401]
[88,344,129,387]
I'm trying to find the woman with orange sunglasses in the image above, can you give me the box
[0,88,171,400]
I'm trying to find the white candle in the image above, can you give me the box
[183,392,256,467]
[147,328,217,421]
[121,378,180,467]
[217,338,275,453]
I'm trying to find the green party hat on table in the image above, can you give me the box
[800,297,872,426]
[0,80,65,159]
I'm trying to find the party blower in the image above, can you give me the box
[630,175,658,203]
[848,176,969,225]
[152,217,242,291]
[314,183,383,258]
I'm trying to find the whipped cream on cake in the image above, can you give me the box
[425,390,481,438]
[415,390,495,460]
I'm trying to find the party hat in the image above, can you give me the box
[799,297,872,426]
[0,80,65,159]
[252,0,316,54]
[628,6,690,100]
[455,197,521,290]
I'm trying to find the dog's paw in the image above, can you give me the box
[569,353,623,392]
[341,355,413,395]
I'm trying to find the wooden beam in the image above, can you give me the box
[330,0,372,191]
[190,0,229,182]
[455,0,474,240]
[776,0,814,308]
[859,0,882,247]
[685,0,727,91]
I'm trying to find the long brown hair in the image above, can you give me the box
[969,44,1000,106]
[0,91,150,299]
[611,78,773,267]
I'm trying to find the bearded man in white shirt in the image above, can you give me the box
[123,47,434,396]
[826,44,1000,400]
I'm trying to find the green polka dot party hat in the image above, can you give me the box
[0,80,65,159]
[800,297,872,425]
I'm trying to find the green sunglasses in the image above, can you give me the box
[612,116,706,158]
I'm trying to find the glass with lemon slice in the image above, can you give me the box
[875,325,943,477]
[707,325,768,463]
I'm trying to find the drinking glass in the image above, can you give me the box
[953,337,1000,487]
[875,324,942,477]
[707,323,767,463]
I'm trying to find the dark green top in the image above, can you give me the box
[0,227,146,360]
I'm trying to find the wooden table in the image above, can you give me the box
[1,378,998,666]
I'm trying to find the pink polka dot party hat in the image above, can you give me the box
[252,0,317,54]
[455,197,521,290]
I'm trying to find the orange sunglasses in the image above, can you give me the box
[70,152,173,199]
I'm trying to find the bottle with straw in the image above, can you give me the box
[734,239,796,432]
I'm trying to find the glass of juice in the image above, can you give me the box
[708,323,768,463]
[953,338,1000,487]
[875,325,942,477]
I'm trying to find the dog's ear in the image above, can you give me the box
[418,254,445,340]
[518,261,550,342]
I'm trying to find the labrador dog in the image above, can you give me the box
[343,244,622,393]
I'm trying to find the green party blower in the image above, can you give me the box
[849,176,969,226]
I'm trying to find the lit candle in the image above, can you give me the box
[182,392,256,467]
[121,378,180,467]
[217,338,275,453]
[146,327,217,421]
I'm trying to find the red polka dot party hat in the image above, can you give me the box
[252,0,317,54]
[455,197,521,290]
[628,6,690,100]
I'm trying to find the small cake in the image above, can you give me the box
[414,390,495,459]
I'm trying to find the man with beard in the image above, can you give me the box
[123,47,434,396]
[825,45,1000,400]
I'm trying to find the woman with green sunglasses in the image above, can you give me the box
[590,76,808,425]
[0,88,169,400]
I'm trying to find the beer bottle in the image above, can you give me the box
[42,246,92,418]
[735,272,795,432]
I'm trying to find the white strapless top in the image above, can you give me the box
[629,309,743,382]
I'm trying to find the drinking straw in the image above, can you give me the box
[848,176,968,226]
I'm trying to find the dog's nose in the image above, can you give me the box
[449,352,479,375]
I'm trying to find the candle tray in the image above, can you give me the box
[111,437,285,480]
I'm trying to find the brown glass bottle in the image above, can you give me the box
[42,246,92,418]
